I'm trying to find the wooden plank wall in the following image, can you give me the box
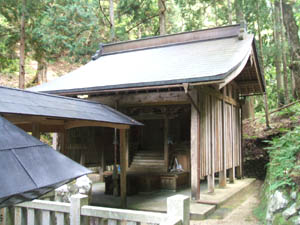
[198,86,241,178]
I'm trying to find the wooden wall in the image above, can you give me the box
[198,86,241,177]
[191,85,242,199]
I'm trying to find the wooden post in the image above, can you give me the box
[32,123,40,139]
[229,105,235,183]
[126,130,129,170]
[219,88,227,187]
[1,208,11,225]
[80,150,86,166]
[167,195,190,225]
[164,117,169,172]
[190,89,200,200]
[70,194,88,225]
[236,107,243,179]
[120,129,127,208]
[14,207,25,225]
[207,96,215,193]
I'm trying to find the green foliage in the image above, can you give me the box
[265,126,300,191]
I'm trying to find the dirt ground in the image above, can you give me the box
[191,180,262,225]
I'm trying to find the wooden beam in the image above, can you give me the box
[16,124,65,132]
[64,120,129,130]
[2,114,64,126]
[32,123,40,139]
[198,86,239,107]
[251,51,264,92]
[164,117,169,172]
[190,89,200,201]
[120,129,127,208]
[89,91,189,107]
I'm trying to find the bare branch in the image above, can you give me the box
[99,0,112,27]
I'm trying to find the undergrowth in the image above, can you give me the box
[265,126,300,191]
[254,125,300,224]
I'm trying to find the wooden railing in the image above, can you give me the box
[0,194,189,225]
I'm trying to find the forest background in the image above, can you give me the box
[0,0,300,117]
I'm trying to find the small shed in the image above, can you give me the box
[30,24,265,200]
[0,86,142,207]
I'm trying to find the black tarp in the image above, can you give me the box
[0,116,91,208]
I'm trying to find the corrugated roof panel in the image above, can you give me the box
[28,35,254,94]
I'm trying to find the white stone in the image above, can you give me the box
[283,203,297,219]
[266,190,289,224]
[291,192,297,200]
[55,175,92,203]
[293,216,300,225]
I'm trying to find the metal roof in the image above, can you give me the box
[0,116,91,207]
[29,25,264,95]
[0,86,141,127]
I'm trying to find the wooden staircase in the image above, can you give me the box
[129,151,166,172]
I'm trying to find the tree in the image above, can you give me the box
[19,0,26,89]
[158,0,166,35]
[273,1,285,105]
[282,0,300,98]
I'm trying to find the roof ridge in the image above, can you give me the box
[99,35,239,58]
[95,24,241,57]
[103,24,240,47]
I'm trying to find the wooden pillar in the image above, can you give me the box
[164,117,169,172]
[236,107,243,179]
[80,150,86,166]
[219,88,227,188]
[207,96,215,193]
[32,123,40,139]
[120,129,127,208]
[229,86,235,183]
[125,130,129,170]
[60,129,68,155]
[190,89,200,200]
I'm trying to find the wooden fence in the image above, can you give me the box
[0,194,189,225]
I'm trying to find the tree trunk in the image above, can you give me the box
[282,1,300,98]
[256,1,270,127]
[234,0,244,23]
[19,0,26,89]
[35,59,47,84]
[274,1,285,105]
[109,0,115,41]
[158,0,166,35]
[228,0,232,24]
[213,0,218,26]
[279,0,290,103]
[242,97,255,119]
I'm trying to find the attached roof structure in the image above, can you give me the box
[0,116,91,208]
[0,86,141,132]
[29,24,265,96]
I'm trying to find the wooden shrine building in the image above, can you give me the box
[30,24,265,201]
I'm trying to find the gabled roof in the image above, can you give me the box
[0,115,90,207]
[29,24,265,96]
[0,86,141,131]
